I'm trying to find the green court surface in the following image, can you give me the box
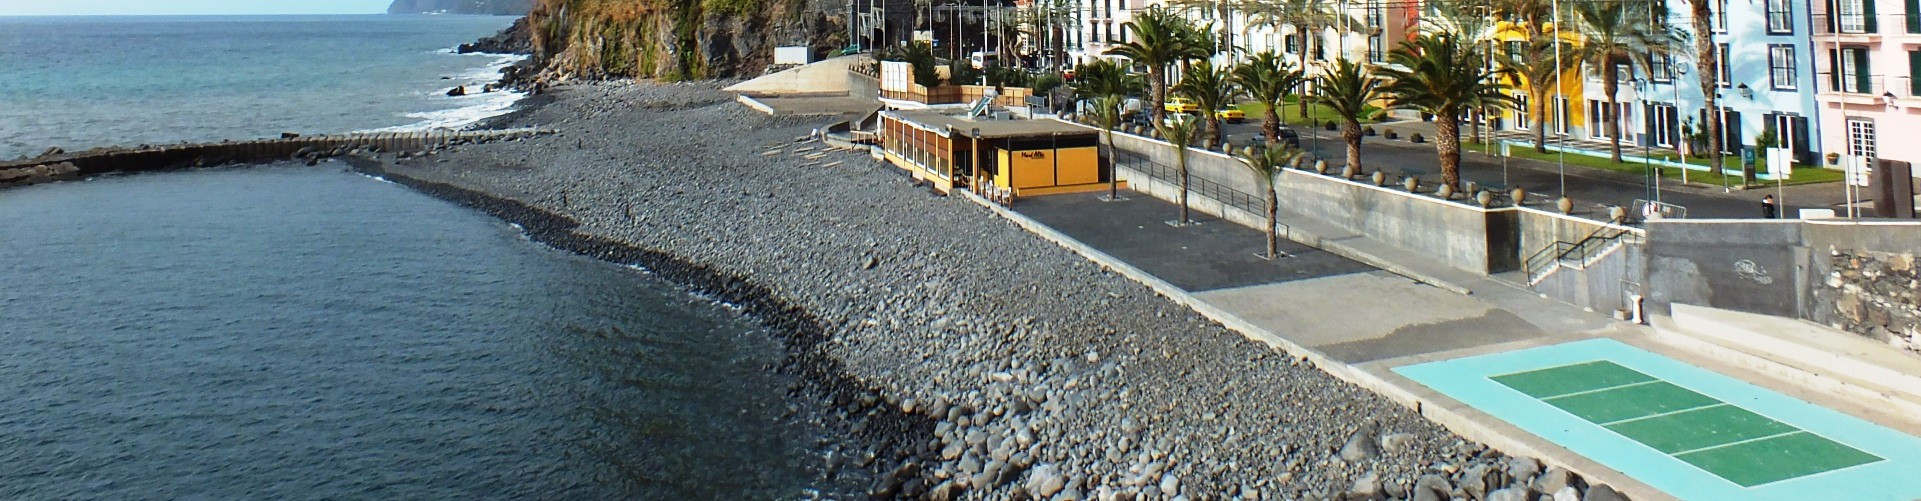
[1491,361,1880,487]
[1393,339,1921,500]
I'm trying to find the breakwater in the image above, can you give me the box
[1,128,553,189]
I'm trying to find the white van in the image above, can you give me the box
[969,51,999,69]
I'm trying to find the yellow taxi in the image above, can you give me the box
[1164,97,1200,113]
[1215,107,1246,123]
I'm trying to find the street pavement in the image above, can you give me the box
[1214,118,1848,220]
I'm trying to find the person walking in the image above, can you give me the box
[1761,194,1778,219]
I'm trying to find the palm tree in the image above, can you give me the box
[1090,94,1130,200]
[1155,113,1204,225]
[1235,143,1305,259]
[1571,0,1676,163]
[1232,51,1305,144]
[1075,59,1144,200]
[1686,0,1724,179]
[1379,33,1517,190]
[1490,0,1573,153]
[1107,6,1201,123]
[1502,39,1578,154]
[1176,59,1241,149]
[1313,58,1383,177]
[1245,0,1348,120]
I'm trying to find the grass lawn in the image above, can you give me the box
[1483,142,1846,187]
[1234,95,1386,127]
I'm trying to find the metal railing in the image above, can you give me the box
[1111,147,1265,216]
[1811,12,1921,34]
[1817,72,1887,96]
[1526,225,1638,284]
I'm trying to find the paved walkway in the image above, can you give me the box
[996,188,1921,501]
[1218,119,1849,219]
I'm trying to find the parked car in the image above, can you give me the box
[1275,126,1301,148]
[1164,97,1199,113]
[1215,107,1246,123]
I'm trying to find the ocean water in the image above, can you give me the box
[0,15,526,160]
[0,165,841,499]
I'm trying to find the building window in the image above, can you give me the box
[1507,41,1524,64]
[1767,0,1794,33]
[1651,103,1679,147]
[1366,3,1386,63]
[1769,45,1797,90]
[1718,43,1732,87]
[1651,53,1673,82]
[1513,93,1530,130]
[1833,46,1873,93]
[1713,0,1728,32]
[1847,118,1876,159]
[1284,34,1299,54]
[1836,0,1872,33]
[1586,100,1631,139]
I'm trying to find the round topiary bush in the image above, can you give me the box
[1410,133,1426,143]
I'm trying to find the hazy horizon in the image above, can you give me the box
[0,0,393,16]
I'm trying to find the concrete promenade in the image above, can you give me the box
[985,189,1921,501]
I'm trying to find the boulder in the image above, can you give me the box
[447,85,467,97]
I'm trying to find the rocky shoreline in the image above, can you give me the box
[374,80,1623,500]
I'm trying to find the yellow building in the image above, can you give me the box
[1491,21,1587,139]
[879,111,1113,197]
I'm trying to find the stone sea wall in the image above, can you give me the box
[1824,249,1921,354]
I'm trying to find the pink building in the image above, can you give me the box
[1813,0,1921,177]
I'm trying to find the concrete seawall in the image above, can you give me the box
[1,128,553,189]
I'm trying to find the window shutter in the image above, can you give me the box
[1854,49,1873,93]
[1830,49,1842,91]
[1828,0,1840,32]
[1867,0,1880,32]
[1791,116,1811,162]
[1908,0,1921,33]
[1912,50,1921,95]
[1724,110,1743,153]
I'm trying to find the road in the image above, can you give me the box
[1213,119,1848,220]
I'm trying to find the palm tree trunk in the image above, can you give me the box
[1264,187,1279,258]
[1532,88,1550,154]
[1342,118,1362,175]
[1263,105,1281,143]
[1177,151,1192,223]
[1605,73,1623,163]
[1298,28,1312,121]
[1689,0,1722,177]
[1105,129,1119,199]
[1438,115,1463,189]
[1151,68,1167,123]
[1206,116,1223,149]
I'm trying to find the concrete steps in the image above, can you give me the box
[1649,303,1921,418]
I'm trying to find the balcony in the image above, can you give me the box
[1813,12,1921,43]
[1892,76,1921,107]
[1816,72,1890,106]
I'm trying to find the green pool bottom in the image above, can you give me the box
[1490,361,1881,487]
[1392,338,1921,501]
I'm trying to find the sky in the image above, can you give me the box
[0,0,393,16]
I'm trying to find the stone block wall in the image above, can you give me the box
[1824,249,1921,354]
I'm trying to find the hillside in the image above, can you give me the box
[525,0,846,80]
[387,0,535,15]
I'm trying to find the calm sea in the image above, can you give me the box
[0,15,527,159]
[0,15,852,500]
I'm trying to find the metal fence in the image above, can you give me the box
[1110,147,1264,215]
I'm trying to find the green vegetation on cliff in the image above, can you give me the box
[529,0,844,81]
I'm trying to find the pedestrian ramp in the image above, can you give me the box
[1395,338,1921,500]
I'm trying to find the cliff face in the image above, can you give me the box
[527,0,846,81]
[387,0,535,15]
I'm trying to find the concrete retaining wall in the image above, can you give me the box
[1107,128,1520,274]
[1643,220,1807,317]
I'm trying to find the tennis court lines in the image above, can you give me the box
[1489,360,1882,488]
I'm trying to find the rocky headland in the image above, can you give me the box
[365,80,1627,500]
